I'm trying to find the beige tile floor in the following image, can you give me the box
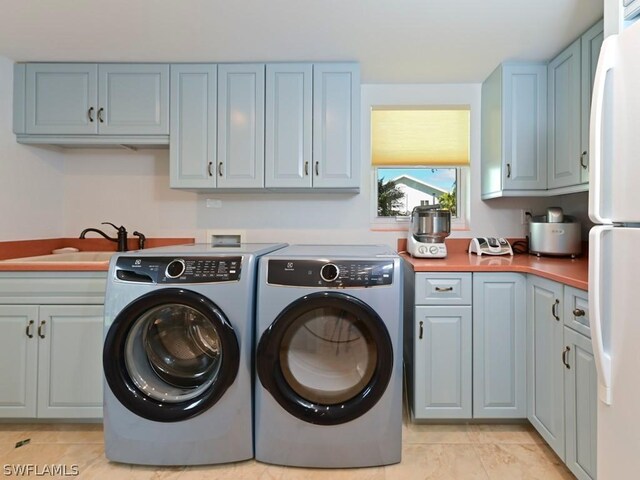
[0,421,575,479]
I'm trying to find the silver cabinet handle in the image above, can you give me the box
[573,308,585,317]
[207,162,213,177]
[506,163,511,178]
[98,107,105,123]
[435,286,453,292]
[25,320,34,339]
[218,162,223,177]
[580,151,588,169]
[304,161,309,176]
[419,321,423,340]
[88,107,94,122]
[37,320,46,339]
[562,346,571,369]
[315,161,319,176]
[552,299,560,321]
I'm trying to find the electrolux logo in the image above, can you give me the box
[3,464,79,477]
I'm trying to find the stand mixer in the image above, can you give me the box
[407,205,451,258]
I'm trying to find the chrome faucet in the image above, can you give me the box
[79,222,128,252]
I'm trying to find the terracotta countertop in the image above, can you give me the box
[0,238,194,272]
[401,239,588,291]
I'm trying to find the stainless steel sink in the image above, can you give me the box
[2,252,114,263]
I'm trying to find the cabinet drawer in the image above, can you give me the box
[415,273,472,305]
[564,286,590,338]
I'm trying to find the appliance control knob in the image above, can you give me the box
[166,259,186,278]
[429,246,439,255]
[419,246,426,254]
[320,263,340,282]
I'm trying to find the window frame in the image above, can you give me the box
[370,166,468,231]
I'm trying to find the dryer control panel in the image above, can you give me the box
[114,256,242,283]
[267,259,394,287]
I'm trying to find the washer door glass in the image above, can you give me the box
[103,288,239,422]
[257,291,393,425]
[126,304,223,403]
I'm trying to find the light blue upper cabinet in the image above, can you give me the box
[265,64,313,188]
[217,64,265,189]
[548,20,603,191]
[473,273,527,418]
[170,64,217,189]
[312,63,360,189]
[580,20,604,185]
[98,64,169,135]
[16,63,169,145]
[25,63,98,135]
[481,63,548,198]
[548,40,582,190]
[527,275,566,460]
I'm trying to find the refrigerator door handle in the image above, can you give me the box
[589,226,613,405]
[589,34,618,225]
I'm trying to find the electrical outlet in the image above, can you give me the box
[521,209,533,225]
[206,199,222,208]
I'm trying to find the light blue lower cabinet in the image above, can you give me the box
[473,273,527,418]
[564,326,597,480]
[413,305,472,419]
[0,304,104,419]
[527,275,566,459]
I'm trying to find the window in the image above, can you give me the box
[371,108,469,227]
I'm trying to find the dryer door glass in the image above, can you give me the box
[103,288,239,422]
[257,291,393,425]
[280,307,377,405]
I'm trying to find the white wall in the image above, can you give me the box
[0,56,64,241]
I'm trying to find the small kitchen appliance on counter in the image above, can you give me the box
[528,207,581,258]
[407,205,451,258]
[469,237,513,256]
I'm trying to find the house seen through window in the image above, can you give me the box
[371,108,469,220]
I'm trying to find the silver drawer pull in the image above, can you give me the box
[573,308,586,317]
[435,287,453,292]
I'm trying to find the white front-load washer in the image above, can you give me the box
[254,244,403,468]
[102,243,285,466]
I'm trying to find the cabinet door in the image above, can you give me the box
[564,327,597,480]
[37,305,104,418]
[98,64,169,135]
[548,40,582,189]
[265,64,313,188]
[217,64,265,188]
[0,306,38,417]
[25,64,98,134]
[473,273,527,418]
[312,63,360,189]
[580,20,604,185]
[502,64,548,191]
[413,305,472,419]
[170,64,217,188]
[527,276,565,459]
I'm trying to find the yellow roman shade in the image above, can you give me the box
[371,108,470,166]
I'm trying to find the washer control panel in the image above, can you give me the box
[115,256,242,283]
[267,259,394,287]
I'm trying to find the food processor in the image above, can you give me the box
[407,205,451,258]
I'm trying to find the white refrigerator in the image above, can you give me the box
[589,19,640,479]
